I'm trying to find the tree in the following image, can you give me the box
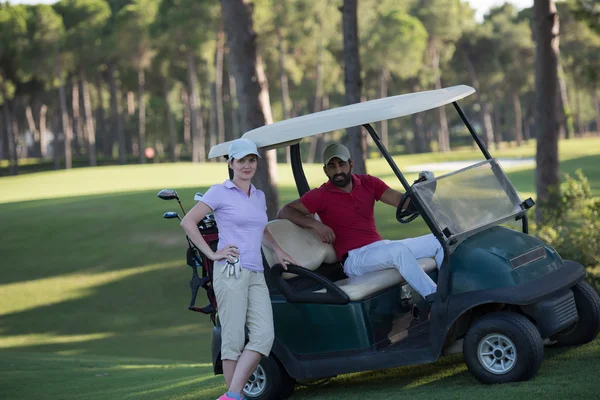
[534,0,561,222]
[488,4,534,146]
[115,0,158,163]
[341,0,366,173]
[55,0,111,167]
[415,0,465,152]
[220,0,279,219]
[0,4,30,175]
[363,8,427,148]
[570,0,600,33]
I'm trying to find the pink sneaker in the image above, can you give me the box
[216,394,244,400]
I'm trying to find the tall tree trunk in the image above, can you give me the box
[308,31,325,163]
[51,111,60,169]
[493,101,503,147]
[460,46,495,149]
[481,102,495,149]
[81,73,97,167]
[430,41,450,152]
[593,89,600,136]
[215,26,226,146]
[228,70,240,140]
[39,105,47,158]
[72,76,84,156]
[573,77,583,136]
[512,93,524,146]
[138,67,146,163]
[56,56,72,169]
[0,109,4,161]
[340,0,366,173]
[221,0,279,219]
[96,73,107,158]
[2,99,18,175]
[534,0,561,222]
[25,105,40,157]
[557,58,572,139]
[187,51,205,163]
[107,64,126,164]
[277,25,292,163]
[209,84,218,161]
[163,78,178,162]
[379,66,390,149]
[181,89,191,149]
[124,91,134,156]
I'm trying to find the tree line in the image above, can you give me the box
[0,0,598,180]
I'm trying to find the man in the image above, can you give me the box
[277,143,444,300]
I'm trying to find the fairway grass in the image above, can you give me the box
[1,137,600,399]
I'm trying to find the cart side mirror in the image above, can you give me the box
[522,198,535,210]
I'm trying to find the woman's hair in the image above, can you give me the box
[227,157,234,179]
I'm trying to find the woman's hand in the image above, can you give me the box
[210,244,239,261]
[274,247,299,270]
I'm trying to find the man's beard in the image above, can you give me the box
[330,172,351,187]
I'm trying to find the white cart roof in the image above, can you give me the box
[208,84,475,159]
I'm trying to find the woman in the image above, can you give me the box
[180,138,296,400]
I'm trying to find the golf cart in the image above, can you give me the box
[159,85,600,399]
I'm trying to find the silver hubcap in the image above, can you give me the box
[477,334,517,374]
[243,364,266,397]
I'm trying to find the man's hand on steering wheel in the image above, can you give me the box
[396,171,436,224]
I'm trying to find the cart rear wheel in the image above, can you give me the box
[551,281,600,347]
[243,355,295,400]
[464,312,543,384]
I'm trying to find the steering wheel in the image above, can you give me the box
[396,175,437,224]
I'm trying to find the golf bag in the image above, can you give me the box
[186,215,219,325]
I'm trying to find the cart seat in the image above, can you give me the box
[314,259,437,301]
[262,219,338,276]
[263,220,438,301]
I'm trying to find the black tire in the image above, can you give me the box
[551,281,600,347]
[243,355,295,400]
[463,312,544,384]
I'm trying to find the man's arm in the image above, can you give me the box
[278,199,336,244]
[379,188,410,208]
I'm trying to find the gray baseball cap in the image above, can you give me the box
[322,143,351,165]
[228,138,261,159]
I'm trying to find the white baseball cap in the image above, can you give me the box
[228,138,261,159]
[322,143,351,165]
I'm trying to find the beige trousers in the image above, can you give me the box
[213,266,274,361]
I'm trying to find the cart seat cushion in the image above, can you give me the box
[262,219,338,274]
[315,258,437,301]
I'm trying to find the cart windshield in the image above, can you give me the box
[411,159,524,251]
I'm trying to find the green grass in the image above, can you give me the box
[1,136,600,399]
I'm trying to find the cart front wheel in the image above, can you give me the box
[464,312,543,384]
[551,281,600,347]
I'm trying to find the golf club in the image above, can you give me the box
[163,211,181,221]
[157,189,186,216]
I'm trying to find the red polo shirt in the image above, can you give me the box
[300,174,390,261]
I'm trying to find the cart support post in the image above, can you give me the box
[452,101,492,160]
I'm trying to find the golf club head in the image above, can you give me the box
[157,189,179,201]
[194,192,204,201]
[163,211,181,221]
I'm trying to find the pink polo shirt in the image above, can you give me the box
[200,180,268,271]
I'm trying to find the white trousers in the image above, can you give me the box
[343,234,444,298]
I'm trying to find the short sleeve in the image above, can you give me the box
[300,188,324,214]
[367,175,390,201]
[199,185,223,211]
